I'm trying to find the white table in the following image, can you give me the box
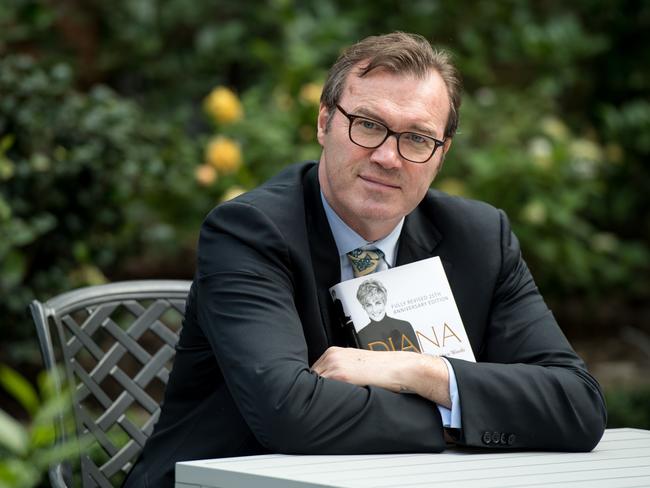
[175,428,650,488]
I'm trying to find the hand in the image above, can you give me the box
[311,346,451,408]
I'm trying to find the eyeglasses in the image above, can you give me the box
[336,104,445,164]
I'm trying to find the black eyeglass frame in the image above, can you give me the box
[335,104,446,163]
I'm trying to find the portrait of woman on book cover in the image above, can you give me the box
[356,279,420,352]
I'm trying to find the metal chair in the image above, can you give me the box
[30,280,192,488]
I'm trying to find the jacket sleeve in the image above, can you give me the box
[196,201,447,454]
[447,209,607,451]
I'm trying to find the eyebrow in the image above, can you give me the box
[352,106,438,138]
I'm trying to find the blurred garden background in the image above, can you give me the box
[1,0,649,483]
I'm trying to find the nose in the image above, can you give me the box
[369,134,402,169]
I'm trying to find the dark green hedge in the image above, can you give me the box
[1,0,649,364]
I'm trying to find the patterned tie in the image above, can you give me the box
[347,247,385,277]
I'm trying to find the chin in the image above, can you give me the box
[354,202,404,222]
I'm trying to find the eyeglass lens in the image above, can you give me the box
[349,118,437,163]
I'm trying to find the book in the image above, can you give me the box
[329,257,475,362]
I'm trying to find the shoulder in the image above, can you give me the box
[201,161,318,237]
[415,189,512,248]
[197,161,318,276]
[210,161,316,222]
[424,189,504,230]
[384,315,414,328]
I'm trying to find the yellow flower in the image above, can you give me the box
[520,200,547,225]
[570,138,602,163]
[203,86,243,124]
[592,232,618,253]
[528,137,553,170]
[205,137,242,174]
[222,185,246,202]
[195,164,218,187]
[299,82,323,106]
[0,157,15,180]
[69,265,107,287]
[540,117,569,142]
[436,178,467,197]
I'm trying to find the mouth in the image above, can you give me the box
[359,174,400,190]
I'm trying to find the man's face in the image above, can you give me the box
[317,65,452,240]
[361,293,387,321]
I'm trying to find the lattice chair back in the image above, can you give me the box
[30,280,192,488]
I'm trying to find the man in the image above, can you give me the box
[124,32,606,487]
[355,278,420,352]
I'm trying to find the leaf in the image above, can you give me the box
[0,366,39,416]
[0,134,14,153]
[32,435,86,469]
[0,252,26,288]
[0,409,29,455]
[31,390,71,427]
[0,458,40,488]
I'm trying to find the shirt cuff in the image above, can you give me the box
[436,357,462,429]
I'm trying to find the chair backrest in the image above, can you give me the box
[30,280,192,488]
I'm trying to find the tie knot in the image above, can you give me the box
[347,247,385,277]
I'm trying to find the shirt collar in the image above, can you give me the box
[320,191,404,267]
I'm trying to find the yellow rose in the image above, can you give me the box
[203,86,243,124]
[592,232,618,253]
[520,200,547,225]
[195,164,218,186]
[69,265,108,287]
[528,137,553,170]
[299,82,323,106]
[569,138,602,163]
[540,117,569,141]
[205,137,242,174]
[436,177,467,197]
[222,185,246,202]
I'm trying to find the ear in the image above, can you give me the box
[317,103,329,146]
[442,137,453,153]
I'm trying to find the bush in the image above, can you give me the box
[0,55,201,361]
[0,0,649,370]
[606,387,650,430]
[0,365,80,488]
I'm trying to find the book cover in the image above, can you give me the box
[329,257,475,362]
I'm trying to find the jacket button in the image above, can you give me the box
[507,434,516,445]
[482,431,492,444]
[491,432,501,444]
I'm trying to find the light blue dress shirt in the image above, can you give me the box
[320,193,461,429]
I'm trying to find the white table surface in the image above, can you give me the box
[175,428,650,488]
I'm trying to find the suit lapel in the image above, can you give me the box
[396,202,442,265]
[397,200,454,275]
[303,165,346,347]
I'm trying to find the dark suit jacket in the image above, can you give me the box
[124,161,606,487]
[357,315,419,352]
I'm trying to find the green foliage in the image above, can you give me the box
[606,387,650,430]
[0,0,649,370]
[0,366,81,488]
[0,55,202,359]
[444,89,648,296]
